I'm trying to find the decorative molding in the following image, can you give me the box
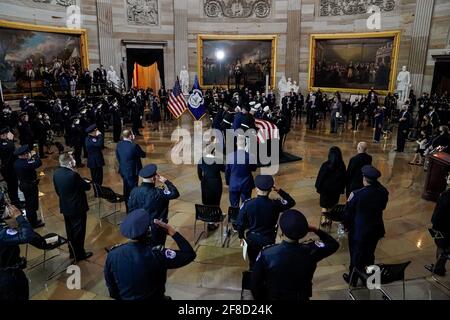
[203,0,272,19]
[126,0,159,26]
[32,0,76,6]
[319,0,396,17]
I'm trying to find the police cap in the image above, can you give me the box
[120,209,150,239]
[14,145,30,156]
[279,209,309,240]
[139,164,157,178]
[361,165,381,180]
[85,124,97,134]
[0,127,10,135]
[255,175,274,191]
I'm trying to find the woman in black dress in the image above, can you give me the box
[151,97,161,131]
[315,146,346,225]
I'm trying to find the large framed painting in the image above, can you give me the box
[0,20,89,95]
[197,34,277,89]
[308,31,401,94]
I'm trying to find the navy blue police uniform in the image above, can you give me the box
[115,138,146,211]
[396,109,411,152]
[343,165,389,284]
[237,175,296,269]
[104,209,196,300]
[251,209,339,300]
[0,212,36,300]
[225,149,257,207]
[0,128,19,205]
[13,146,43,228]
[85,125,105,186]
[128,164,180,246]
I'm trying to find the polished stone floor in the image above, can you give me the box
[22,115,450,300]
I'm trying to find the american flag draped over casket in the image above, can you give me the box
[255,119,279,143]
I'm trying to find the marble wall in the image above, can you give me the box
[0,0,449,94]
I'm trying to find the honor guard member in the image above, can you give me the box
[128,164,180,246]
[0,204,36,300]
[251,209,339,300]
[104,209,196,300]
[13,146,44,228]
[232,106,244,131]
[116,130,146,212]
[85,124,105,186]
[0,128,19,205]
[237,175,296,269]
[343,165,389,285]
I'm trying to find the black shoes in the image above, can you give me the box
[32,220,45,229]
[342,273,350,284]
[207,224,219,231]
[72,251,93,263]
[425,264,446,276]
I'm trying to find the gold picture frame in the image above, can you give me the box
[197,34,278,89]
[308,31,401,95]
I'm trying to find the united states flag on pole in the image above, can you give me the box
[255,119,279,144]
[168,79,187,119]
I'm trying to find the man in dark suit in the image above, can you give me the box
[0,128,19,205]
[116,129,146,212]
[343,165,389,285]
[85,124,105,185]
[396,105,411,152]
[346,142,373,197]
[53,153,92,262]
[225,136,257,207]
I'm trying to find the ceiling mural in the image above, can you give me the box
[204,0,272,19]
[319,0,396,16]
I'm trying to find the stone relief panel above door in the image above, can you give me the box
[32,0,76,6]
[126,0,159,26]
[203,0,272,19]
[319,0,396,16]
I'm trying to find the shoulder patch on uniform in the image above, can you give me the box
[347,192,355,202]
[163,189,171,195]
[280,198,288,205]
[6,229,18,236]
[314,240,325,248]
[239,198,252,210]
[165,249,176,259]
[109,243,124,251]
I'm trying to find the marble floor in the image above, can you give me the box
[22,115,450,300]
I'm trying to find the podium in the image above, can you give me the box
[422,152,450,201]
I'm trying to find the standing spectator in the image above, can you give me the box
[346,142,372,197]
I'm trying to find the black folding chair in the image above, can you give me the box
[223,206,240,248]
[319,204,346,233]
[427,228,450,290]
[241,270,253,300]
[194,204,226,246]
[92,183,125,226]
[348,261,411,300]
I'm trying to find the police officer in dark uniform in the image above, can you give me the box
[0,203,36,300]
[128,98,142,136]
[0,128,19,205]
[343,165,389,284]
[237,175,296,269]
[104,209,196,300]
[396,105,411,152]
[68,116,85,168]
[85,124,105,186]
[128,164,180,246]
[17,113,34,150]
[251,209,339,300]
[13,146,44,228]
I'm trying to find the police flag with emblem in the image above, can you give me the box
[187,75,206,120]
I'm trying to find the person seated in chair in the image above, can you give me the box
[104,209,196,300]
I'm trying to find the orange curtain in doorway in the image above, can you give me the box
[132,62,161,92]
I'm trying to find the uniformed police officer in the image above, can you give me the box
[0,203,36,300]
[343,165,389,284]
[13,146,44,228]
[0,128,19,205]
[85,124,105,186]
[17,112,34,150]
[128,164,180,246]
[237,175,296,269]
[116,130,146,212]
[251,209,339,300]
[104,209,196,300]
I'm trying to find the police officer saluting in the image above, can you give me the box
[343,165,389,284]
[104,209,196,300]
[0,203,36,300]
[251,209,339,300]
[237,175,296,269]
[13,146,44,228]
[128,164,180,246]
[85,124,105,186]
[0,128,19,205]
